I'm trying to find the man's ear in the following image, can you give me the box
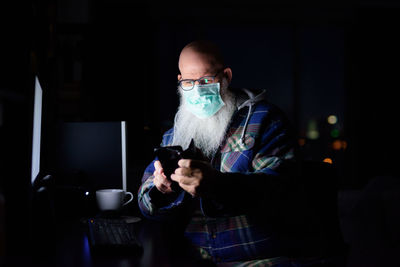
[177,74,182,81]
[223,68,232,84]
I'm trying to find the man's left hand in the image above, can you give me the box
[170,159,218,197]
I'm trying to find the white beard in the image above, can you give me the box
[172,79,236,158]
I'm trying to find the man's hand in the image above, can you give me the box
[153,160,174,194]
[170,159,218,197]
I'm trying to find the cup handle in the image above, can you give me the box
[123,191,133,206]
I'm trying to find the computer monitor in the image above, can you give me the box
[31,76,42,185]
[46,120,128,219]
[51,120,128,194]
[28,76,57,262]
[28,78,128,195]
[0,74,55,265]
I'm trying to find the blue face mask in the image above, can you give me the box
[182,83,225,119]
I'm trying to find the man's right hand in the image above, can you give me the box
[153,160,174,194]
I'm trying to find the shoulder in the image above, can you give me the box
[231,87,289,120]
[241,100,291,125]
[253,101,280,114]
[256,102,294,131]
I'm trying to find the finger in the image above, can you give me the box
[178,159,206,169]
[171,174,196,186]
[154,160,163,171]
[163,178,172,187]
[160,183,171,190]
[170,173,180,183]
[153,171,164,182]
[174,167,192,177]
[155,178,172,193]
[177,159,191,168]
[155,173,170,184]
[154,164,167,179]
[153,174,161,188]
[170,173,189,184]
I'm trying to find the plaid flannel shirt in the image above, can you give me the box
[137,89,322,265]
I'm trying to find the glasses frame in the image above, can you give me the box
[178,69,223,91]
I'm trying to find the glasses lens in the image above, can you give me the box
[199,77,215,85]
[180,80,194,90]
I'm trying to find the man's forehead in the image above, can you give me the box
[179,66,215,78]
[180,49,215,68]
[180,67,213,77]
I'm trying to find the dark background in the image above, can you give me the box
[10,0,398,189]
[1,0,400,199]
[1,1,400,266]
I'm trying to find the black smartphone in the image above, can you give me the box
[153,140,205,192]
[153,146,183,191]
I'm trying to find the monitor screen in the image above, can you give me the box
[0,74,53,264]
[52,121,127,192]
[31,76,42,184]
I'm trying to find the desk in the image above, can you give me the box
[29,216,216,267]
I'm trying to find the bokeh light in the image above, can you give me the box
[332,139,348,150]
[327,115,338,125]
[306,119,319,140]
[330,129,340,138]
[298,138,306,146]
[332,140,342,150]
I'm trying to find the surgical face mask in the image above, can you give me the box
[182,83,225,119]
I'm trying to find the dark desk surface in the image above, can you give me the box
[26,215,216,267]
[0,190,216,267]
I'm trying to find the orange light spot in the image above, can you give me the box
[323,158,333,164]
[298,138,306,146]
[332,140,342,150]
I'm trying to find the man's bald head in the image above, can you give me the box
[178,40,225,77]
[178,40,232,85]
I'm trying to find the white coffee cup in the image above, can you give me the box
[96,189,134,211]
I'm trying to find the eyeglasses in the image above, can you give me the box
[178,69,223,91]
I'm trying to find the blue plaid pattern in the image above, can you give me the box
[137,100,324,265]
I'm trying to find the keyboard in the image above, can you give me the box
[87,217,142,253]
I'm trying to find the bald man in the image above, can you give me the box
[138,41,333,266]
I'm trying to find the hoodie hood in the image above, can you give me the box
[234,88,268,143]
